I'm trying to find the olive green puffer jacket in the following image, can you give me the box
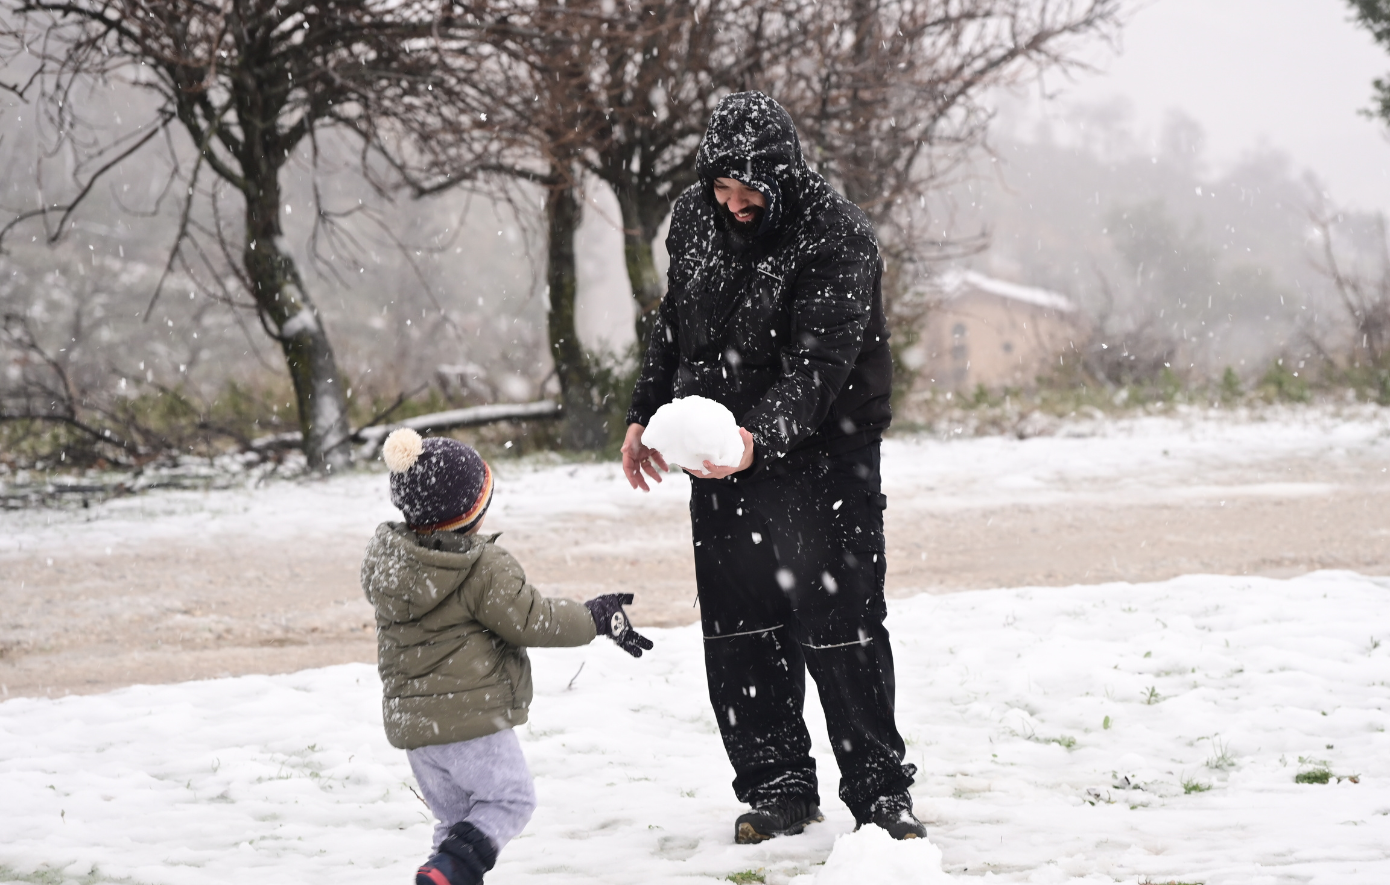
[360,522,597,749]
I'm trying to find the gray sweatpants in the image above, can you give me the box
[406,728,538,852]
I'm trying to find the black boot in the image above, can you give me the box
[416,822,498,885]
[734,796,824,844]
[856,792,927,840]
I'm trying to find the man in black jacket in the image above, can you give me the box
[621,92,925,842]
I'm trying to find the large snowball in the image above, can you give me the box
[642,396,744,470]
[803,825,951,884]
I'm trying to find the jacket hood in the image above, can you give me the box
[696,91,806,239]
[364,523,489,623]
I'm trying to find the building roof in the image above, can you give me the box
[939,270,1077,313]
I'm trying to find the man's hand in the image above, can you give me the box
[691,427,755,480]
[621,422,669,492]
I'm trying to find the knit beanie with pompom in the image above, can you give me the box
[382,428,493,534]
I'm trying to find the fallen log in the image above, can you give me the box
[249,400,564,460]
[355,400,563,458]
[249,431,304,452]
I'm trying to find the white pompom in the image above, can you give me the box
[382,428,424,473]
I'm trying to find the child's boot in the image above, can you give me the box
[416,822,497,885]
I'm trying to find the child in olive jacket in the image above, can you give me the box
[362,429,651,885]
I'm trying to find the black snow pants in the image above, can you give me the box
[690,442,915,822]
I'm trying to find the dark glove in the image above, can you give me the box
[584,593,654,658]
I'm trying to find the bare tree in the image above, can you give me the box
[1,309,141,463]
[444,2,781,446]
[471,2,799,350]
[1310,208,1390,373]
[0,0,509,468]
[575,2,796,350]
[467,0,1121,442]
[0,251,266,465]
[774,0,1121,383]
[1071,271,1181,389]
[564,0,1123,359]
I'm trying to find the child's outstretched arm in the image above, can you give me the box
[469,544,598,648]
[584,593,654,658]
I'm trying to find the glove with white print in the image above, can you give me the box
[583,593,654,658]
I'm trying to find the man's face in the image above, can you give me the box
[713,177,767,235]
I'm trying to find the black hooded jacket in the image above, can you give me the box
[627,92,892,472]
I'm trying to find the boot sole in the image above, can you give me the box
[735,812,825,844]
[416,868,452,885]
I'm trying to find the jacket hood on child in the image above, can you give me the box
[361,523,597,749]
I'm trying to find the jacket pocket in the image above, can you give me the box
[824,483,886,555]
[501,646,526,709]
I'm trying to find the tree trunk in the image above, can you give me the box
[243,175,353,470]
[842,0,884,213]
[546,178,608,449]
[615,185,670,358]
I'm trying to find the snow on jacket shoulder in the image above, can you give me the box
[627,94,891,469]
[360,522,597,749]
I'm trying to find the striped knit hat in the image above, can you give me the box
[382,429,493,534]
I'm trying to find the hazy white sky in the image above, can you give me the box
[1039,0,1390,212]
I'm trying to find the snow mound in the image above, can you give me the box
[641,395,744,470]
[791,825,951,884]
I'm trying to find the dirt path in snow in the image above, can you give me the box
[2,449,1387,700]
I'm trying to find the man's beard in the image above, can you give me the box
[718,201,764,237]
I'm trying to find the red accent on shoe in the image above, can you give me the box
[417,865,451,885]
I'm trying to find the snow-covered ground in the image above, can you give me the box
[2,571,1389,884]
[2,406,1390,884]
[4,404,1389,556]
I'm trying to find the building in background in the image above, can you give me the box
[906,271,1081,391]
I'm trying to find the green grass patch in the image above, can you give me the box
[1257,360,1310,403]
[1205,738,1235,770]
[0,865,149,884]
[1219,366,1242,403]
[1293,755,1358,784]
[1181,778,1211,794]
[1015,723,1078,750]
[726,871,766,884]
